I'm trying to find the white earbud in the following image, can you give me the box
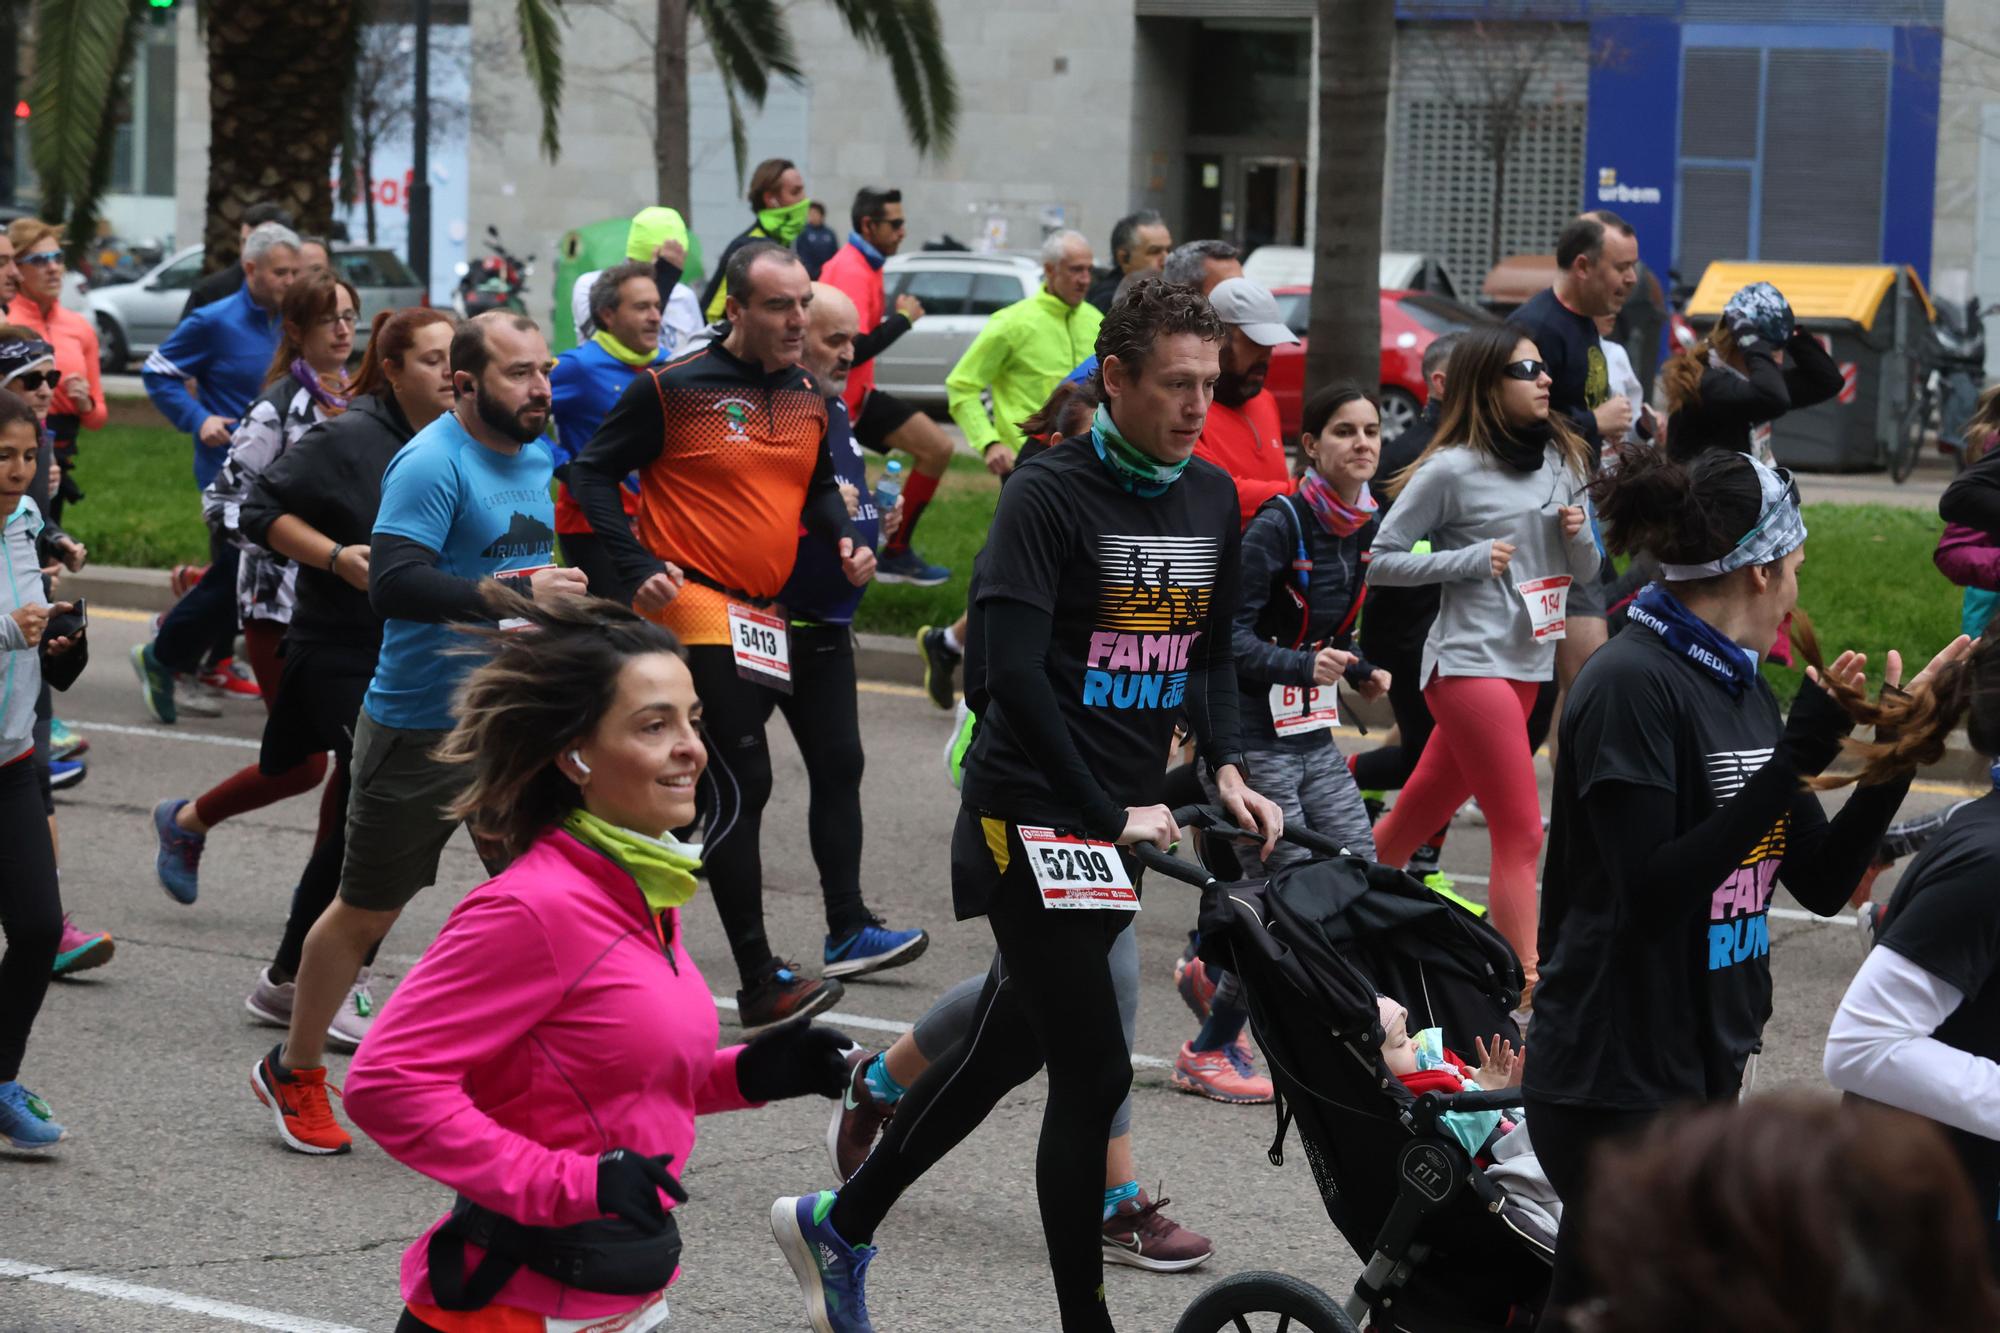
[568,750,592,778]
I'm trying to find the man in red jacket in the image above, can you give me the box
[819,185,955,585]
[1194,276,1300,530]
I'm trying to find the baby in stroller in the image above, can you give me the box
[1378,995,1563,1245]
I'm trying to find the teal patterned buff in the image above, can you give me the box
[1089,404,1190,498]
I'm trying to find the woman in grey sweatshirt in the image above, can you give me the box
[1364,323,1603,999]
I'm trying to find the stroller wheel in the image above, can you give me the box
[1174,1270,1359,1333]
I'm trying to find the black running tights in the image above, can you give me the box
[0,752,61,1083]
[830,811,1132,1332]
[1522,1096,1661,1319]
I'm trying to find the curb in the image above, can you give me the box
[60,565,1999,791]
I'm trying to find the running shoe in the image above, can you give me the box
[1174,949,1216,1023]
[169,563,208,599]
[0,1080,66,1151]
[1102,1188,1213,1272]
[874,549,950,587]
[175,676,223,718]
[130,642,177,724]
[47,757,85,791]
[324,968,378,1052]
[1171,1040,1274,1104]
[915,624,961,710]
[941,699,976,788]
[245,966,295,1028]
[250,1043,351,1155]
[771,1191,877,1333]
[1359,789,1386,825]
[48,717,86,760]
[51,915,113,976]
[738,962,843,1036]
[823,920,929,980]
[152,797,205,904]
[827,1048,893,1183]
[198,657,262,700]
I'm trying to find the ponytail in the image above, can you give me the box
[1662,322,1740,419]
[1807,625,1996,790]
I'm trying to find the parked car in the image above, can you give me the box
[1264,287,1497,442]
[91,242,424,372]
[1242,246,1465,304]
[868,251,1046,407]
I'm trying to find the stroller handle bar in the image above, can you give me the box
[1129,802,1353,888]
[1128,839,1216,889]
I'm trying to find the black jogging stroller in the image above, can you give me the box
[1140,806,1553,1333]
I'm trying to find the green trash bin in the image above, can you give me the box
[550,218,706,353]
[1683,262,1928,472]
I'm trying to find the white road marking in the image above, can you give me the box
[67,719,261,751]
[0,1259,364,1332]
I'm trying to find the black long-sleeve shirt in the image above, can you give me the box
[1666,328,1844,461]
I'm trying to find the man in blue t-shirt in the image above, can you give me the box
[251,311,588,1156]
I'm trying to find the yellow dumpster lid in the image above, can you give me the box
[1686,262,1907,328]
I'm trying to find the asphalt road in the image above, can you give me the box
[3,607,1984,1333]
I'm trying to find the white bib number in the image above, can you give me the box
[498,565,554,631]
[1751,422,1776,466]
[1515,574,1572,643]
[727,602,792,693]
[1269,682,1339,737]
[1018,826,1138,910]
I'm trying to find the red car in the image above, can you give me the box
[1265,287,1496,442]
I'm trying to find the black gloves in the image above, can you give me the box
[736,1023,852,1103]
[1779,672,1857,778]
[596,1148,688,1229]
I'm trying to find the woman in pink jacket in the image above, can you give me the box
[343,590,851,1333]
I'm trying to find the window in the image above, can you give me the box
[152,251,205,292]
[1274,291,1310,337]
[893,269,974,316]
[968,273,1027,317]
[1396,293,1496,335]
[335,249,421,288]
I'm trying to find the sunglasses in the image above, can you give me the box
[18,251,63,268]
[1501,359,1547,382]
[7,370,58,390]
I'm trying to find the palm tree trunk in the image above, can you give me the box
[1306,0,1393,393]
[654,0,691,210]
[202,0,359,268]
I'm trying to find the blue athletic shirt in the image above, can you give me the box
[363,413,557,731]
[779,396,879,625]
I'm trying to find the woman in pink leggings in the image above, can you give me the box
[1366,323,1604,998]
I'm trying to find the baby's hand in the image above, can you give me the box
[1471,1034,1520,1090]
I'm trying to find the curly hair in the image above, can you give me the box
[1094,275,1223,378]
[434,586,687,861]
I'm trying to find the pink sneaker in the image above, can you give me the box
[1174,950,1215,1022]
[1171,1040,1273,1105]
[52,914,114,976]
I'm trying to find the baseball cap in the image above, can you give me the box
[626,206,690,262]
[1206,277,1298,347]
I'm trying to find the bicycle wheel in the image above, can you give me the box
[1891,382,1933,484]
[1174,1271,1361,1333]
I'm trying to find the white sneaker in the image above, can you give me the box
[175,675,223,717]
[324,967,377,1052]
[244,966,295,1028]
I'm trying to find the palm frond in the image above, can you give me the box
[515,0,567,160]
[824,0,958,157]
[28,0,137,230]
[692,0,802,111]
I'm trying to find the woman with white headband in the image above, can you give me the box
[1519,442,1970,1318]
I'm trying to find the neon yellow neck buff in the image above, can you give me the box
[563,807,703,911]
[592,329,657,367]
[757,198,811,245]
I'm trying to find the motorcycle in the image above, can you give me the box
[454,225,534,318]
[1928,293,1993,463]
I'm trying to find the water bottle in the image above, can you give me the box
[873,458,903,522]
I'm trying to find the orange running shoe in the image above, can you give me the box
[251,1043,351,1155]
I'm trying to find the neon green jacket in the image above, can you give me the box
[945,289,1103,454]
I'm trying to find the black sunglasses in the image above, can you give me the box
[8,370,58,390]
[1501,359,1547,382]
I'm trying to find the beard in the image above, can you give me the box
[476,389,549,444]
[1213,365,1265,408]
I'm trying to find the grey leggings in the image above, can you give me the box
[912,918,1140,1138]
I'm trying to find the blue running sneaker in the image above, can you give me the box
[153,797,205,904]
[130,642,177,724]
[771,1191,876,1333]
[823,919,929,980]
[0,1080,67,1151]
[873,548,950,587]
[47,757,85,791]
